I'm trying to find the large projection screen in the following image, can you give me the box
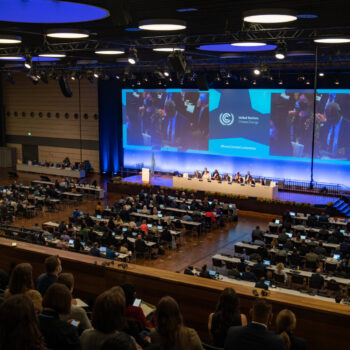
[122,89,350,187]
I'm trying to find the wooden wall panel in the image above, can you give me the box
[2,73,100,171]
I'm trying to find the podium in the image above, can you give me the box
[142,168,150,183]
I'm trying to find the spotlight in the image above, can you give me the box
[225,80,229,85]
[253,68,261,75]
[71,72,77,80]
[319,72,325,77]
[158,80,162,86]
[215,74,221,82]
[93,72,99,79]
[128,49,137,65]
[116,74,120,79]
[143,77,148,82]
[297,74,305,81]
[306,80,311,85]
[275,49,285,60]
[24,56,32,69]
[335,79,340,85]
[278,79,283,85]
[164,71,170,77]
[137,80,141,86]
[252,80,257,85]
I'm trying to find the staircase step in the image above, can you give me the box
[334,200,345,208]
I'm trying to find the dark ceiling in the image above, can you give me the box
[1,0,350,78]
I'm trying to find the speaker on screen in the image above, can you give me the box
[58,76,73,98]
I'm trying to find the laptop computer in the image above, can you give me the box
[263,260,270,266]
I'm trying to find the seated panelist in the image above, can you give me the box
[194,170,202,179]
[202,168,211,180]
[223,173,230,181]
[234,172,243,183]
[212,169,220,181]
[245,171,253,184]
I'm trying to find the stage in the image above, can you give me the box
[121,174,338,206]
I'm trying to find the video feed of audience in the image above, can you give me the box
[124,91,209,151]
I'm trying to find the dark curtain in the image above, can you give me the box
[98,79,123,173]
[0,73,6,147]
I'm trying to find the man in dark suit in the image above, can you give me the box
[225,299,286,350]
[162,99,190,149]
[310,268,324,290]
[319,102,350,160]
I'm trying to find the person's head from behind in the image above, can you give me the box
[45,255,61,275]
[121,283,136,307]
[9,263,34,294]
[276,263,284,274]
[216,287,239,315]
[325,102,342,124]
[42,283,71,315]
[92,287,126,333]
[251,299,272,326]
[0,294,45,350]
[276,309,297,350]
[201,264,208,273]
[56,273,74,294]
[156,296,183,345]
[100,332,135,350]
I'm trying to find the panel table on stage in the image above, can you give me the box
[17,163,86,178]
[173,176,278,199]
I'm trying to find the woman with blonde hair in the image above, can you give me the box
[276,309,307,350]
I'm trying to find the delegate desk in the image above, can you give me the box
[74,185,104,199]
[17,163,85,178]
[173,176,278,199]
[0,237,349,350]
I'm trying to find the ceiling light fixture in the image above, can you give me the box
[24,56,32,69]
[231,42,266,47]
[153,47,184,52]
[253,68,261,75]
[314,38,350,44]
[46,29,89,39]
[139,19,186,31]
[0,56,24,60]
[39,52,66,58]
[0,34,22,44]
[95,49,125,55]
[243,9,298,23]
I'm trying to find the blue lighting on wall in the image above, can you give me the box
[0,0,109,23]
[197,44,277,52]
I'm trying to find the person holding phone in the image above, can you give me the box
[122,283,153,330]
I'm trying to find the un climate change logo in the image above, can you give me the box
[219,112,234,126]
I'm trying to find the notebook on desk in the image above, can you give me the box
[141,301,156,318]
